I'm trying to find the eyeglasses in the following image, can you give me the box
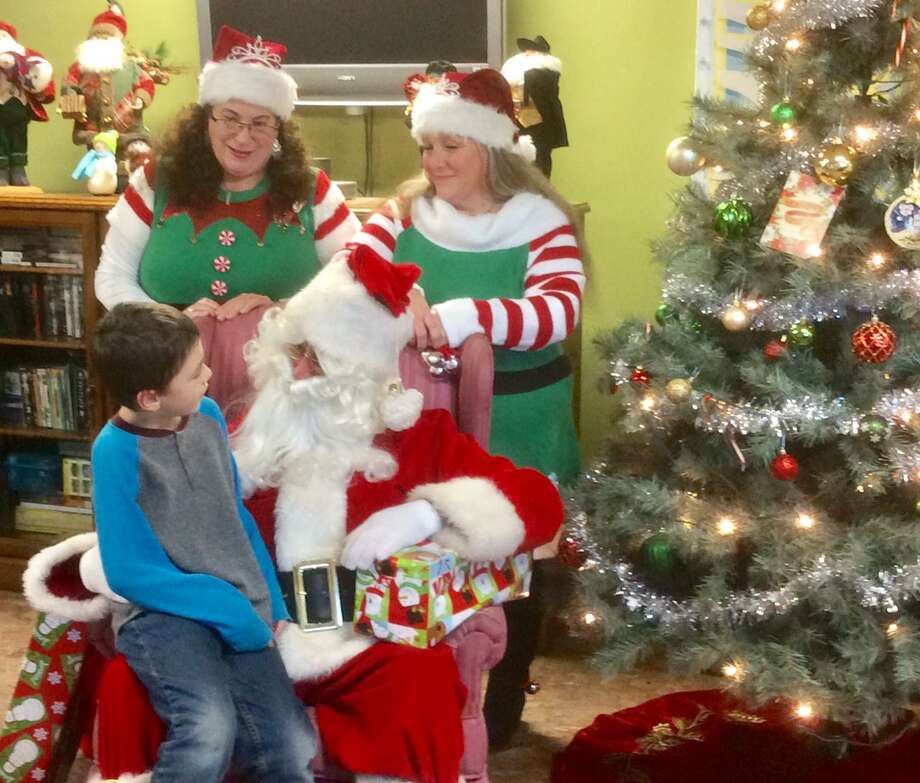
[210,113,280,139]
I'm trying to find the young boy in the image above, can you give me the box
[90,303,315,782]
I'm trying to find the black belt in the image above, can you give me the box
[277,560,356,631]
[493,354,571,396]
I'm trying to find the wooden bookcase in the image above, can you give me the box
[0,193,116,591]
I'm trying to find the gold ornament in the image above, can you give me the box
[721,303,752,331]
[814,139,856,186]
[666,136,706,176]
[665,378,693,403]
[746,4,772,30]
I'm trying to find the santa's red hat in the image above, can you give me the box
[0,22,17,40]
[275,245,423,429]
[198,25,298,120]
[404,68,518,150]
[89,9,127,38]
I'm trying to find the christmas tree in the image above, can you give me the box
[570,0,920,736]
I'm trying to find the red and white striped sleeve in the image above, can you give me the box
[95,161,157,309]
[312,170,361,264]
[344,201,409,261]
[435,224,585,351]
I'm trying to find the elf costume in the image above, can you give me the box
[357,66,586,749]
[95,25,360,310]
[353,68,585,485]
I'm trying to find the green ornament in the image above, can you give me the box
[769,100,796,126]
[858,414,891,444]
[641,532,674,574]
[714,198,753,239]
[655,303,678,325]
[787,320,815,347]
[688,318,704,335]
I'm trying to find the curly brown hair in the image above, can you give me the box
[154,104,314,216]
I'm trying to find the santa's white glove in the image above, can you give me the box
[79,546,129,604]
[341,500,440,570]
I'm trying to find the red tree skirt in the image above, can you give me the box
[552,689,920,783]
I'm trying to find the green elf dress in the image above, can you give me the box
[354,191,585,483]
[96,161,360,308]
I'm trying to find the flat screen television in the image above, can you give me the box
[196,0,505,106]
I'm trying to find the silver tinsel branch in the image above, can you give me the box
[568,505,919,629]
[662,269,920,330]
[752,0,888,62]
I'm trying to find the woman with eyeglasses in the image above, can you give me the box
[95,26,359,408]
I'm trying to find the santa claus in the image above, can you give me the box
[230,244,563,782]
[21,244,563,783]
[60,5,155,185]
[0,21,54,186]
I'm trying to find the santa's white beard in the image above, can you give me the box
[76,36,125,74]
[232,371,398,496]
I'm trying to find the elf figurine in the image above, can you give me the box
[0,21,55,187]
[71,129,118,194]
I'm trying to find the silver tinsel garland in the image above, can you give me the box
[568,504,920,629]
[662,269,920,331]
[752,0,888,63]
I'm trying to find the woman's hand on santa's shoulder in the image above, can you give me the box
[183,298,220,318]
[214,293,274,321]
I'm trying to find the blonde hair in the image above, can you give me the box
[395,144,589,261]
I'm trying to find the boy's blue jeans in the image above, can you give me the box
[117,612,315,783]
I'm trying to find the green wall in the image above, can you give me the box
[505,0,698,456]
[10,1,698,457]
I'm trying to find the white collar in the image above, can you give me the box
[410,192,568,252]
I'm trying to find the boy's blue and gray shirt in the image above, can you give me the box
[92,396,287,652]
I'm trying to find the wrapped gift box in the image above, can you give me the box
[354,542,532,648]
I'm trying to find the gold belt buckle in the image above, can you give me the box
[292,558,343,633]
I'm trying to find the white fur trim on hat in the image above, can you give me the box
[199,59,298,120]
[23,532,113,622]
[410,477,525,560]
[410,87,517,150]
[280,258,414,381]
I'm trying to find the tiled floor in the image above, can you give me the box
[1,589,717,782]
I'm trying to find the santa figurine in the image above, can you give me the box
[0,21,54,187]
[501,35,568,178]
[60,3,155,190]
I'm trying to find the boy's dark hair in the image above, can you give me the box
[92,303,200,409]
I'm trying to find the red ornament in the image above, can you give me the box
[764,340,787,360]
[631,368,651,385]
[771,451,799,481]
[558,537,587,569]
[851,318,896,364]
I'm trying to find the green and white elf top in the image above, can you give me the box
[96,161,360,308]
[347,192,586,483]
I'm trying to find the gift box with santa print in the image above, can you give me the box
[354,542,532,648]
